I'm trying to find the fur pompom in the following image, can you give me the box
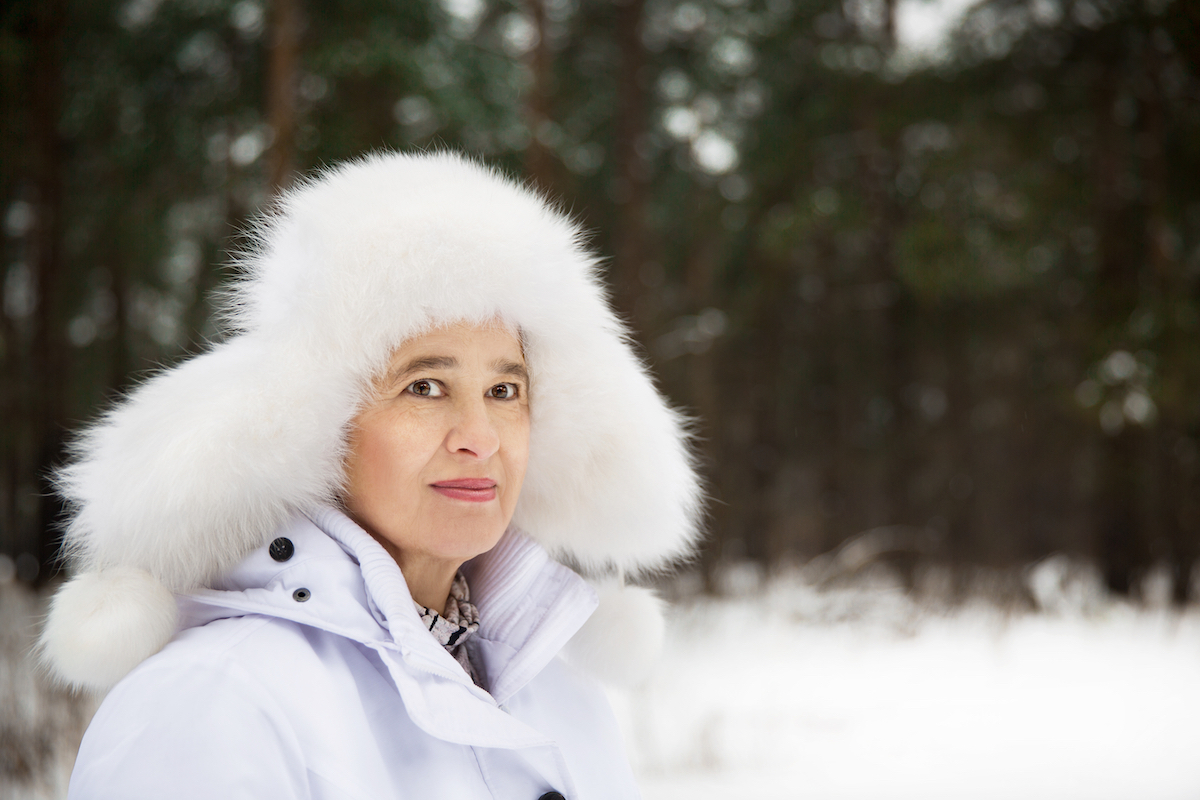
[40,568,178,691]
[564,583,665,686]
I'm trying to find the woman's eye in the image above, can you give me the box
[489,383,518,400]
[406,380,442,397]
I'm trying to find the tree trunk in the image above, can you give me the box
[1141,41,1194,603]
[881,0,896,53]
[683,205,726,591]
[0,306,18,550]
[610,0,650,334]
[523,0,556,194]
[1092,61,1149,596]
[266,0,301,193]
[29,0,68,582]
[855,106,908,535]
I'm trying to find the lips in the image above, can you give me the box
[430,478,497,503]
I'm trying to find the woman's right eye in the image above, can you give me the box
[406,380,443,397]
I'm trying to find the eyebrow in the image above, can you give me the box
[384,355,529,388]
[494,360,529,383]
[386,355,457,388]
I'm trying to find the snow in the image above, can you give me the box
[0,583,99,800]
[612,567,1200,800]
[6,566,1200,799]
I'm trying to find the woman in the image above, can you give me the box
[40,152,702,799]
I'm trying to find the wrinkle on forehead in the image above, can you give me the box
[372,320,527,395]
[383,355,529,393]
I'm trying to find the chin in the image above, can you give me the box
[433,518,509,560]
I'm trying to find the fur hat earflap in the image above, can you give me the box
[563,580,667,687]
[41,151,704,690]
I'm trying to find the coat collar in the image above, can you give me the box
[182,507,598,708]
[176,508,591,791]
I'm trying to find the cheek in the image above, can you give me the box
[355,431,396,488]
[503,413,532,485]
[348,413,425,498]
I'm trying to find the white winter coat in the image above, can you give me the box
[69,507,640,800]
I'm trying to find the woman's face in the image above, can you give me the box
[342,321,530,569]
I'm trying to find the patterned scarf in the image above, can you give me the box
[415,571,481,686]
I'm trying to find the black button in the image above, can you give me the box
[293,588,311,602]
[269,537,295,562]
[538,793,566,800]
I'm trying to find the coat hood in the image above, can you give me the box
[40,151,702,690]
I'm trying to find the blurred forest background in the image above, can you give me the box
[3,0,1199,602]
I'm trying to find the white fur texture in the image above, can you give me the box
[564,583,666,686]
[43,152,702,688]
[40,568,179,691]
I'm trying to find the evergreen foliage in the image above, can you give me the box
[2,0,1197,599]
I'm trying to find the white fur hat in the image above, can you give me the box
[40,151,703,689]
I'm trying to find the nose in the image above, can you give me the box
[445,395,500,460]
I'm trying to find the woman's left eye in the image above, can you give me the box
[406,380,444,397]
[488,383,519,400]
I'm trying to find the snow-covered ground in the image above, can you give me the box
[613,564,1200,800]
[5,561,1200,799]
[0,584,99,800]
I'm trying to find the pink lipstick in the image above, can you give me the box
[431,478,497,502]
